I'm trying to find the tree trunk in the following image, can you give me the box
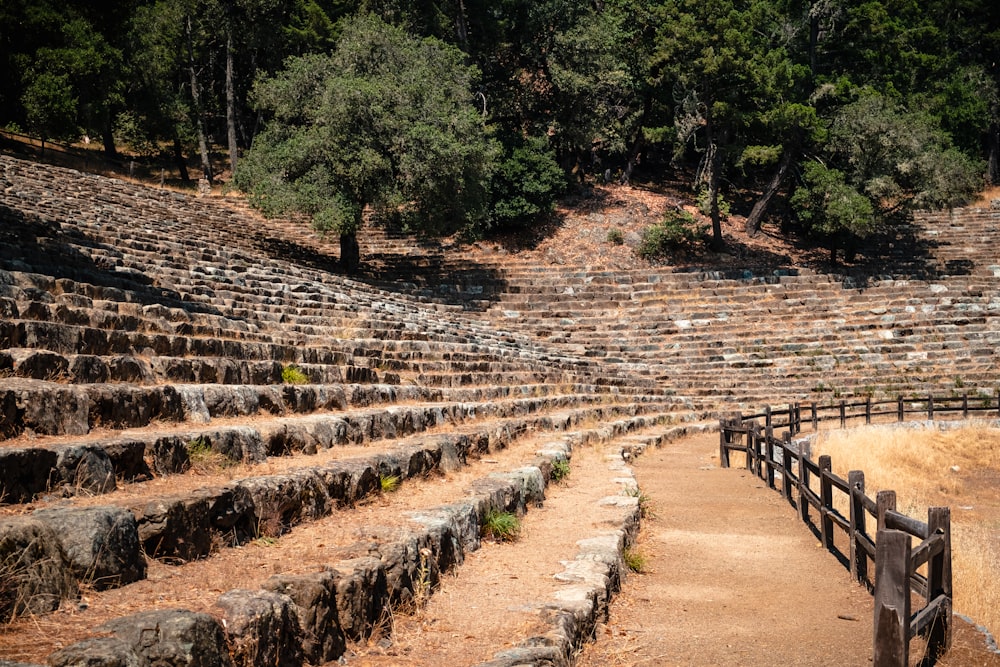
[455,0,469,52]
[186,15,213,184]
[340,233,360,274]
[745,149,793,236]
[225,32,239,177]
[173,134,190,183]
[705,119,725,251]
[988,121,999,186]
[101,109,118,159]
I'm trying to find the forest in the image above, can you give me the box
[2,0,999,268]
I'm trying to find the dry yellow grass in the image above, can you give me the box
[813,423,1000,637]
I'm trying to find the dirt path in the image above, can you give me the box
[576,431,874,667]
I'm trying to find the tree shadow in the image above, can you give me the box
[0,205,226,318]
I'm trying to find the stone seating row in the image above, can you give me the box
[0,411,681,665]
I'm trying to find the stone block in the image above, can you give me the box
[100,610,233,667]
[0,516,77,620]
[0,447,57,502]
[48,636,140,667]
[215,589,302,667]
[33,506,145,589]
[263,570,345,664]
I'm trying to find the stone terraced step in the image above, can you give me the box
[0,412,703,666]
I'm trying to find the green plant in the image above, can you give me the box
[482,509,521,542]
[637,210,705,260]
[550,459,571,483]
[696,185,731,218]
[380,474,401,493]
[185,436,235,474]
[624,486,654,518]
[606,228,624,245]
[623,546,647,573]
[281,364,309,384]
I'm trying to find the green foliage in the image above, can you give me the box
[487,134,566,233]
[482,509,521,542]
[380,474,401,493]
[637,210,704,260]
[624,486,653,518]
[607,228,625,245]
[550,459,570,483]
[696,186,729,219]
[235,14,497,241]
[623,546,646,573]
[281,365,309,385]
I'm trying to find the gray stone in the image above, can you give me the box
[54,445,116,495]
[263,570,346,664]
[33,506,145,589]
[47,636,141,667]
[0,516,77,620]
[18,385,90,436]
[0,447,57,502]
[215,589,302,667]
[135,493,213,562]
[100,609,233,667]
[331,557,387,640]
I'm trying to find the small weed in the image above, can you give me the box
[281,364,309,384]
[380,474,401,493]
[482,509,521,542]
[624,486,654,518]
[185,436,232,474]
[606,228,624,245]
[637,209,705,260]
[624,546,647,573]
[412,547,434,609]
[550,459,570,483]
[954,376,965,389]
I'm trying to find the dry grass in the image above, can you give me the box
[813,423,1000,637]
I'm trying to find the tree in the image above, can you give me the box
[792,92,982,262]
[234,13,497,272]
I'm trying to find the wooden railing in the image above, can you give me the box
[717,393,979,665]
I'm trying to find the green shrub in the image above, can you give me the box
[281,365,308,384]
[606,228,624,245]
[482,509,521,542]
[486,134,567,233]
[380,474,401,493]
[637,210,704,260]
[624,546,647,573]
[550,459,570,483]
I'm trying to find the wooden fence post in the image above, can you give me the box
[781,431,794,501]
[874,529,911,667]
[750,424,762,477]
[928,395,935,420]
[765,425,776,490]
[765,405,772,430]
[798,438,810,523]
[849,470,867,584]
[840,400,846,428]
[719,419,731,469]
[926,507,953,658]
[811,401,818,431]
[962,394,968,419]
[820,455,834,550]
[866,396,872,424]
[877,490,897,531]
[898,396,904,422]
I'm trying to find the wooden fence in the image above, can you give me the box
[717,393,983,665]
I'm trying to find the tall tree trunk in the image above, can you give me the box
[173,134,190,183]
[101,108,118,159]
[186,15,213,184]
[989,121,999,186]
[225,32,239,177]
[745,149,793,236]
[340,232,360,274]
[455,0,469,52]
[704,118,725,251]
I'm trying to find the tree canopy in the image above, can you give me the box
[3,0,997,268]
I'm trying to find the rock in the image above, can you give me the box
[263,571,346,664]
[68,355,111,383]
[33,506,145,589]
[0,388,21,439]
[17,385,90,436]
[331,557,388,640]
[0,516,77,620]
[135,493,214,562]
[215,590,303,667]
[47,636,141,667]
[54,445,116,495]
[0,447,57,502]
[100,609,233,667]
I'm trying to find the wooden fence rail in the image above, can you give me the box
[719,393,974,665]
